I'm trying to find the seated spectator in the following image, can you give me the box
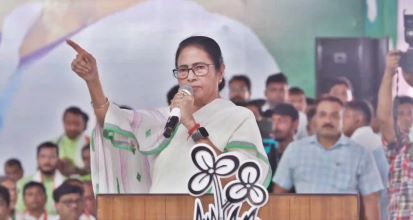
[271,103,299,156]
[342,100,389,219]
[0,185,10,220]
[52,182,95,220]
[268,103,298,193]
[17,142,65,215]
[228,74,251,104]
[4,159,23,183]
[273,97,383,220]
[55,107,90,177]
[62,179,96,220]
[17,181,56,220]
[0,177,17,220]
[327,76,353,104]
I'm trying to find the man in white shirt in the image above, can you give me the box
[342,100,389,219]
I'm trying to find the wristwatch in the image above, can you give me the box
[191,127,209,142]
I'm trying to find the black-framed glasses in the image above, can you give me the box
[173,63,213,79]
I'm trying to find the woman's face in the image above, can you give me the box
[176,46,224,106]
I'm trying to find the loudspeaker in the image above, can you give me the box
[316,37,389,107]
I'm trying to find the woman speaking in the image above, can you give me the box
[67,36,270,193]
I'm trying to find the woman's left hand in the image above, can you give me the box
[170,90,196,130]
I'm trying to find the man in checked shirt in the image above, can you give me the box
[378,50,413,219]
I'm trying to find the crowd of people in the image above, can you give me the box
[0,107,96,220]
[0,37,411,220]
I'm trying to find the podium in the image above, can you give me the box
[97,194,359,220]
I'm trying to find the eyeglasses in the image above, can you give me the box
[173,63,213,79]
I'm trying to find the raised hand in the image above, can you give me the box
[67,40,99,82]
[385,50,402,76]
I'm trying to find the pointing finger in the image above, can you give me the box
[67,39,88,55]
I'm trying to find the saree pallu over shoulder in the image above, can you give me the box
[90,103,170,194]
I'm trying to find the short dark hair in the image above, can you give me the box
[62,178,84,188]
[271,103,299,121]
[53,182,84,203]
[0,185,10,207]
[63,106,89,129]
[23,181,46,197]
[315,96,344,111]
[288,87,305,96]
[36,142,59,157]
[265,73,288,87]
[229,75,251,93]
[5,158,23,170]
[306,97,316,106]
[345,100,373,125]
[395,95,413,106]
[328,76,353,92]
[175,36,224,93]
[175,36,223,70]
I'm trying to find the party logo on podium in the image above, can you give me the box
[188,144,269,220]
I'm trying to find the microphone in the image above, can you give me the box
[163,85,193,138]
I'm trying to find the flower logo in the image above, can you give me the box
[188,144,239,196]
[225,161,268,207]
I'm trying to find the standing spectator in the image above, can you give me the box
[228,74,251,104]
[377,50,413,219]
[393,96,413,140]
[342,100,389,219]
[287,86,308,140]
[288,87,307,113]
[327,76,353,104]
[56,107,90,177]
[306,106,317,136]
[262,73,289,112]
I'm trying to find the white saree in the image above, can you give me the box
[91,98,270,194]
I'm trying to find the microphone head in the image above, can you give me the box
[180,85,193,96]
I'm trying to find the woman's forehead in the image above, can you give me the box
[177,46,212,66]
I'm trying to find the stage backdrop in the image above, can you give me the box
[0,0,373,174]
